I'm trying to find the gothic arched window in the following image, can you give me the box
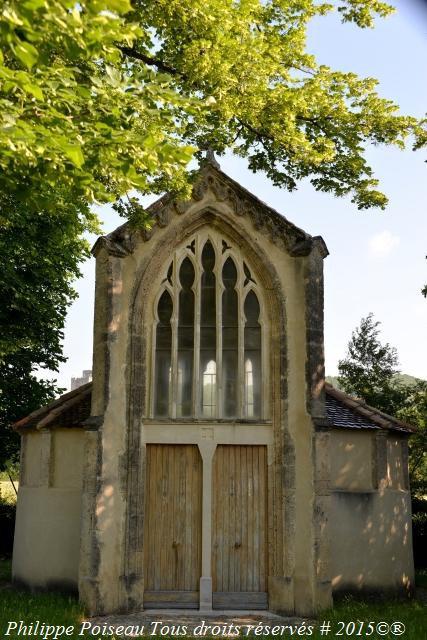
[152,232,265,419]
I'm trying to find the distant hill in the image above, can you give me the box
[326,373,424,390]
[394,373,425,387]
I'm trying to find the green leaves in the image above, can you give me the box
[0,0,421,213]
[11,41,39,69]
[89,0,133,14]
[338,314,427,499]
[0,1,202,207]
[63,144,85,168]
[338,313,404,414]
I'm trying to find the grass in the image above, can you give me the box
[0,589,85,637]
[0,560,425,639]
[314,597,425,639]
[0,480,18,505]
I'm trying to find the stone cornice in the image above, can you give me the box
[92,164,329,259]
[91,235,133,258]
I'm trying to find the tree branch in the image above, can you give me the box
[117,45,187,79]
[235,117,275,143]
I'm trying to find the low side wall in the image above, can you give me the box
[12,487,82,590]
[330,489,413,596]
[329,429,414,597]
[12,429,84,591]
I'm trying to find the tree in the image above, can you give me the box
[1,0,424,215]
[1,1,425,463]
[0,355,61,472]
[338,314,427,498]
[0,187,94,469]
[397,380,427,497]
[337,313,404,414]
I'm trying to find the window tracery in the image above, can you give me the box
[152,231,266,420]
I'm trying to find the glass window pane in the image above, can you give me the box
[154,351,171,417]
[245,326,261,350]
[244,290,260,325]
[201,286,216,325]
[201,357,216,417]
[244,291,261,418]
[223,350,238,417]
[200,242,216,415]
[179,257,195,288]
[201,327,216,349]
[154,290,172,417]
[156,326,172,350]
[222,289,238,327]
[177,259,194,417]
[201,242,216,326]
[222,258,238,417]
[222,257,237,289]
[223,326,238,349]
[157,290,173,323]
[154,241,264,421]
[201,241,215,271]
[177,351,193,417]
[244,353,261,418]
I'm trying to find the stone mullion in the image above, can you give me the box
[149,322,156,418]
[170,254,179,418]
[193,238,202,417]
[238,280,246,418]
[216,246,223,418]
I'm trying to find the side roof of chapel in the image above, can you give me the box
[13,382,415,435]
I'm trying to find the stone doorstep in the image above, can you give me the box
[86,611,312,637]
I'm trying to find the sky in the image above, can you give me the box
[46,0,427,391]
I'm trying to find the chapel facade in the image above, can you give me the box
[12,162,415,616]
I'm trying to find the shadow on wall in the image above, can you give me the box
[329,431,414,598]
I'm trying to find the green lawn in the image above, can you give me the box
[0,560,425,639]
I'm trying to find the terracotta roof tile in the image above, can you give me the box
[13,383,92,432]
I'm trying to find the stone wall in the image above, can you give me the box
[81,167,330,615]
[329,430,414,596]
[12,429,84,591]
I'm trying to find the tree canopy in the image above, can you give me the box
[338,313,404,414]
[338,313,427,498]
[1,0,424,214]
[0,187,94,470]
[1,1,426,467]
[397,379,427,498]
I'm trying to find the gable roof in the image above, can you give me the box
[324,382,416,433]
[13,381,415,434]
[91,162,329,260]
[13,383,92,432]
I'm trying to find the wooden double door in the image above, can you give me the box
[144,444,268,609]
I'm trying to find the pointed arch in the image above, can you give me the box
[148,228,270,420]
[123,209,295,609]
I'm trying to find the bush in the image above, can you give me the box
[0,500,15,558]
[412,498,427,568]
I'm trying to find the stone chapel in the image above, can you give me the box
[12,161,415,616]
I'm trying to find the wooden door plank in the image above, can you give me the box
[144,445,202,604]
[212,445,268,607]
